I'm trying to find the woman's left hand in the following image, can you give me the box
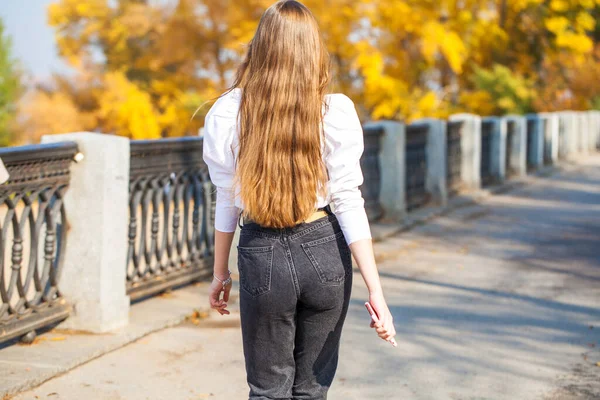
[209,275,232,315]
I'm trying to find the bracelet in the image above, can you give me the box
[214,270,232,289]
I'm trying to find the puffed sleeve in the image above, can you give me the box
[202,112,239,233]
[323,94,372,245]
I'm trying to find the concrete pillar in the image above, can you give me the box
[364,121,406,222]
[585,111,594,152]
[414,119,447,206]
[557,111,578,158]
[42,133,130,333]
[0,157,8,184]
[592,111,600,151]
[525,114,544,169]
[585,111,598,152]
[572,112,581,154]
[578,112,589,154]
[483,117,507,182]
[449,113,481,190]
[587,110,600,151]
[539,112,559,164]
[501,115,527,177]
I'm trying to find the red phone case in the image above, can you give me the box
[365,301,378,321]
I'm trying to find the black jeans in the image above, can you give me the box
[236,208,353,400]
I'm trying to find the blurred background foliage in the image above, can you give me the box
[0,20,23,146]
[2,0,600,144]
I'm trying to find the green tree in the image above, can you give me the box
[0,19,22,146]
[471,64,535,115]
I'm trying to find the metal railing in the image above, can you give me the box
[127,137,215,301]
[446,120,463,195]
[505,121,516,176]
[405,123,429,211]
[0,142,77,344]
[480,120,494,186]
[360,126,384,221]
[526,119,536,171]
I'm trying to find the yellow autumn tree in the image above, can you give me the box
[15,0,600,142]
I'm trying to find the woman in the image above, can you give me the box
[202,1,396,398]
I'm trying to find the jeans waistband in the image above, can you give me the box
[238,204,337,238]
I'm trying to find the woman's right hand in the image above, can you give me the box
[368,292,397,345]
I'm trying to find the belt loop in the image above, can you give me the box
[237,209,243,229]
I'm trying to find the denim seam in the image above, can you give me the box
[240,229,281,240]
[288,218,335,241]
[301,231,344,248]
[237,245,273,253]
[283,239,301,298]
[239,214,338,242]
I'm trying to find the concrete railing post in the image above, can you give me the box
[449,113,481,190]
[586,111,594,152]
[525,114,544,169]
[591,111,598,150]
[364,121,406,222]
[483,117,507,182]
[501,115,527,177]
[41,133,130,333]
[572,112,581,154]
[593,111,600,151]
[585,110,599,152]
[557,111,578,158]
[414,118,447,206]
[576,112,588,154]
[539,113,560,165]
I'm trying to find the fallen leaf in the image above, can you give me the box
[186,309,210,325]
[18,337,47,346]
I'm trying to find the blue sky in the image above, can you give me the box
[0,0,72,80]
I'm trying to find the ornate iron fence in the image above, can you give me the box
[0,142,77,344]
[480,120,494,186]
[127,137,215,301]
[505,121,516,176]
[526,119,536,171]
[446,121,463,195]
[405,123,429,211]
[360,126,384,221]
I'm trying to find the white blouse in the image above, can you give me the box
[202,88,372,245]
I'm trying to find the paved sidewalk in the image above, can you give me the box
[7,155,600,400]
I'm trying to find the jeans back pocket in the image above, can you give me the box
[301,231,351,285]
[237,245,274,297]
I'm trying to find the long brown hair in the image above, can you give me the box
[225,0,331,228]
